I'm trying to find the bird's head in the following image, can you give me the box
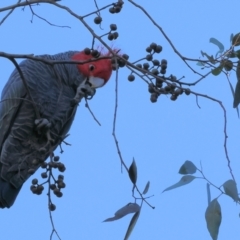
[72,49,116,88]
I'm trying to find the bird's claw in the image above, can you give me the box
[35,118,52,133]
[73,80,96,105]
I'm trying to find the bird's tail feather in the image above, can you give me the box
[0,164,22,208]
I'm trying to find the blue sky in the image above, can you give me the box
[1,1,240,239]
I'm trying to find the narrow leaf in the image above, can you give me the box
[128,158,137,184]
[223,179,239,202]
[234,50,240,59]
[232,32,240,46]
[179,160,197,174]
[207,183,211,205]
[211,65,223,76]
[205,198,222,240]
[230,33,234,42]
[233,60,240,108]
[124,210,141,240]
[103,203,140,222]
[233,81,240,108]
[197,61,205,66]
[226,76,239,116]
[201,51,215,63]
[142,181,150,195]
[209,38,224,56]
[162,175,196,192]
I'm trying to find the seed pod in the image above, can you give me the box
[160,69,166,75]
[115,6,121,13]
[41,162,47,169]
[146,47,152,53]
[143,63,150,69]
[110,24,117,31]
[91,50,100,58]
[152,59,160,66]
[128,74,135,82]
[170,94,178,101]
[148,83,155,93]
[155,45,162,53]
[108,33,114,41]
[49,203,56,211]
[41,172,48,179]
[151,69,159,75]
[122,54,129,60]
[54,156,60,162]
[161,59,167,64]
[161,64,167,70]
[94,16,102,24]
[150,93,158,103]
[58,174,64,180]
[32,178,38,185]
[185,88,191,95]
[150,42,157,51]
[84,48,91,55]
[50,184,56,190]
[146,54,153,61]
[58,182,66,189]
[113,32,119,39]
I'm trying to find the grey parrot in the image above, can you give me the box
[0,50,113,208]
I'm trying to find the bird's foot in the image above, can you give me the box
[35,118,52,134]
[72,79,96,105]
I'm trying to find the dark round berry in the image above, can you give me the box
[223,60,233,71]
[146,54,153,61]
[49,203,56,211]
[136,64,142,68]
[37,185,44,192]
[164,85,171,92]
[170,94,178,101]
[115,6,121,13]
[32,178,38,185]
[58,182,66,189]
[170,83,177,90]
[109,7,115,13]
[151,69,159,75]
[174,88,183,95]
[150,42,157,51]
[50,184,56,190]
[156,79,163,88]
[161,59,167,65]
[113,32,119,39]
[118,59,126,67]
[41,162,47,169]
[108,33,114,41]
[155,45,162,53]
[128,74,135,82]
[185,88,191,95]
[150,93,158,103]
[170,75,177,81]
[94,16,102,24]
[30,185,37,192]
[148,83,155,93]
[54,156,60,162]
[146,47,152,53]
[53,188,60,195]
[110,24,117,31]
[161,64,167,70]
[143,63,150,69]
[122,54,129,60]
[152,59,160,66]
[58,174,64,180]
[41,172,48,179]
[160,69,166,75]
[56,191,63,198]
[84,48,91,55]
[91,50,100,58]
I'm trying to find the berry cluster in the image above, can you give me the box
[148,77,190,103]
[30,155,66,211]
[109,0,124,14]
[125,42,191,103]
[83,47,101,58]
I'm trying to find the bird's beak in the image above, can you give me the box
[88,76,105,88]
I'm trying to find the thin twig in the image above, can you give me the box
[0,0,21,25]
[85,98,101,126]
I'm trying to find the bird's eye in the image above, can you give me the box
[89,65,95,71]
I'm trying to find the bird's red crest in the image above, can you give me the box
[72,48,120,86]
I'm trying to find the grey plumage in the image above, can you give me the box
[0,51,86,208]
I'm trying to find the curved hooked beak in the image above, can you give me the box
[88,76,105,88]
